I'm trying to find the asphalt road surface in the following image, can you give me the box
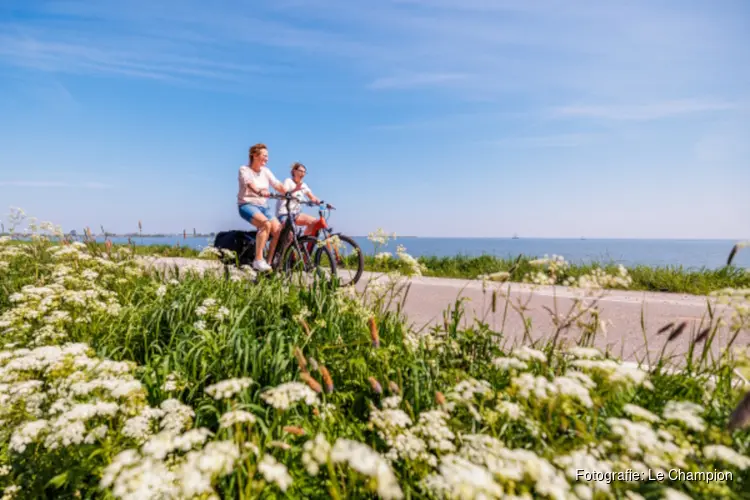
[140,257,748,366]
[354,272,746,366]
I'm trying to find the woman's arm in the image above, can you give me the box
[268,170,286,194]
[305,188,320,204]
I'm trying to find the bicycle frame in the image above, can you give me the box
[279,196,363,286]
[268,197,307,270]
[304,205,345,259]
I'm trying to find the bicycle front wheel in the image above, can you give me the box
[283,236,337,284]
[324,233,363,286]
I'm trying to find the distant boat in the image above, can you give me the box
[512,233,519,239]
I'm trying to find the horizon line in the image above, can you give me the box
[6,232,743,242]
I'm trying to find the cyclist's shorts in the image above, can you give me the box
[239,203,275,223]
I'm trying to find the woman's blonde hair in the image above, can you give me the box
[248,143,267,166]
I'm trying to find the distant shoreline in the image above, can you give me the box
[3,233,745,242]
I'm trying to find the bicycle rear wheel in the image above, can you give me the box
[323,233,363,286]
[283,236,337,283]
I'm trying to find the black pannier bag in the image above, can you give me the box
[213,230,257,266]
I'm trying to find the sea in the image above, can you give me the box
[95,235,749,270]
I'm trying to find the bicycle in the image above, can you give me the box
[297,200,365,287]
[213,193,337,283]
[265,192,338,282]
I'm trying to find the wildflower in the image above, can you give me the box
[219,410,256,429]
[703,445,750,469]
[261,382,318,410]
[331,438,403,499]
[258,455,293,492]
[662,401,706,432]
[382,395,402,409]
[566,346,604,359]
[491,356,528,372]
[662,488,692,500]
[512,346,547,362]
[302,433,331,476]
[204,377,253,400]
[10,419,49,453]
[161,372,182,392]
[423,455,504,499]
[1,485,21,500]
[623,404,660,423]
[497,401,523,420]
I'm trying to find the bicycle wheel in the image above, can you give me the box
[323,233,363,286]
[283,236,337,283]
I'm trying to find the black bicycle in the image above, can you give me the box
[213,193,337,282]
[266,192,338,281]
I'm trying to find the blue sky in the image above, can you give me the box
[1,0,748,239]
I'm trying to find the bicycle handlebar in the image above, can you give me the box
[265,192,335,210]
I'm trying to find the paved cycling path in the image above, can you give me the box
[138,257,748,367]
[355,271,747,365]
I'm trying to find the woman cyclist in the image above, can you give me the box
[275,162,321,234]
[237,143,286,272]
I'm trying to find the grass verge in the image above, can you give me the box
[1,223,750,499]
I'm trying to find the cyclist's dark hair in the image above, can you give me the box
[291,162,306,175]
[248,143,267,166]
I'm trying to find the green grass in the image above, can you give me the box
[1,233,750,499]
[5,236,747,296]
[359,252,749,296]
[129,241,750,295]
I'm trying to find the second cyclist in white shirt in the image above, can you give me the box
[275,162,321,230]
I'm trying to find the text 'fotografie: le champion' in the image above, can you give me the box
[576,469,733,484]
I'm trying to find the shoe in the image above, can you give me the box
[252,259,272,272]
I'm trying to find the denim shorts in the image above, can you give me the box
[239,203,275,223]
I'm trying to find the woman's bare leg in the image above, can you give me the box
[294,213,318,236]
[251,214,271,262]
[267,219,283,263]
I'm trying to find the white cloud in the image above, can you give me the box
[368,72,471,90]
[1,0,746,102]
[0,181,112,189]
[551,99,745,121]
[488,133,598,148]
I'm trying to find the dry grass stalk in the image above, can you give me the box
[320,366,334,393]
[435,391,446,406]
[300,318,311,337]
[294,346,308,373]
[301,373,322,393]
[368,376,382,394]
[369,316,380,348]
[283,426,306,436]
[727,391,750,431]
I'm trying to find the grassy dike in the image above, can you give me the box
[75,239,750,296]
[1,231,750,499]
